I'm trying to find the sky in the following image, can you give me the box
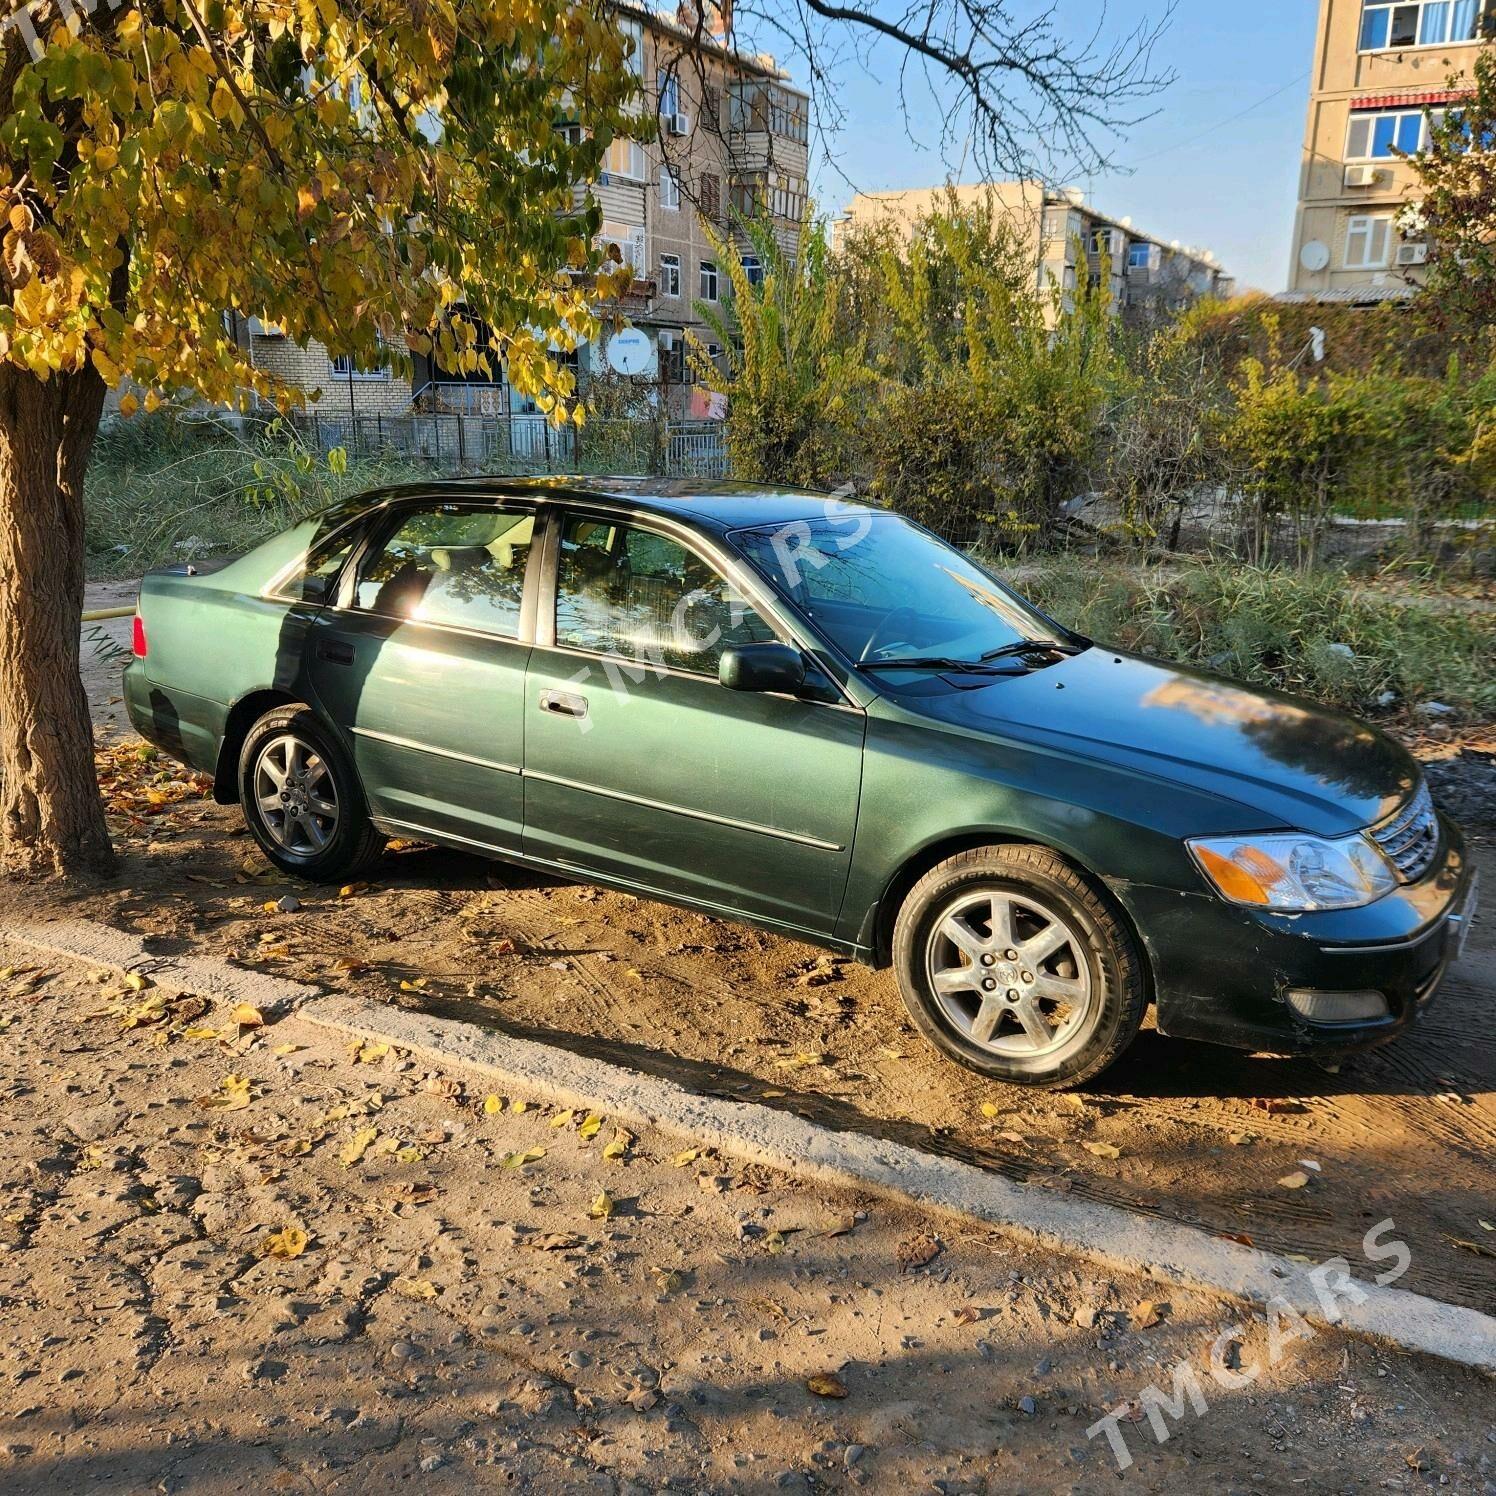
[802,0,1321,294]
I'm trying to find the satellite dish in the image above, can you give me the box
[1299,240,1331,273]
[605,327,653,376]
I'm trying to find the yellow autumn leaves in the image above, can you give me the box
[0,0,642,420]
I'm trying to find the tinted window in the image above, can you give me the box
[554,516,775,673]
[355,505,534,637]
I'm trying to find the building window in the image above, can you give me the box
[727,81,809,144]
[740,253,763,287]
[659,166,681,211]
[699,260,719,300]
[1360,0,1480,50]
[659,253,681,298]
[1345,214,1393,269]
[331,350,391,381]
[658,70,681,120]
[703,83,723,134]
[728,171,807,225]
[658,332,686,383]
[1345,107,1442,159]
[618,16,644,80]
[1127,242,1152,269]
[604,137,646,181]
[699,172,722,220]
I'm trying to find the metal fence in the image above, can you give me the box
[288,410,728,479]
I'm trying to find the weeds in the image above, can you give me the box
[1016,556,1496,722]
[84,414,428,578]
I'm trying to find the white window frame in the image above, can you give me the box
[659,253,681,298]
[659,165,681,211]
[699,260,719,301]
[1359,0,1482,52]
[1345,107,1442,160]
[605,138,646,182]
[331,346,391,381]
[1344,213,1393,270]
[1127,242,1152,270]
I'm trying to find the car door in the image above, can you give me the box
[305,497,538,852]
[522,508,866,938]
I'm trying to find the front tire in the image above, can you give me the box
[892,844,1146,1088]
[238,706,385,882]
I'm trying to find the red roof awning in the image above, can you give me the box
[1350,89,1473,110]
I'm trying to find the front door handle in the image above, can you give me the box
[539,689,588,720]
[317,640,355,666]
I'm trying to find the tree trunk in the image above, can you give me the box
[0,363,113,879]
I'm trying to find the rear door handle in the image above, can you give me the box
[539,690,588,720]
[317,640,355,666]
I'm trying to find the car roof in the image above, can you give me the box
[355,475,885,533]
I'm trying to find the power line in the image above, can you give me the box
[1121,70,1312,168]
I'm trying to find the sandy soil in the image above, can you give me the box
[1,943,1494,1494]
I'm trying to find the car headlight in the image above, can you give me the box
[1187,831,1397,911]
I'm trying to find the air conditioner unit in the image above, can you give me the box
[1344,164,1380,188]
[1395,242,1429,266]
[667,112,692,136]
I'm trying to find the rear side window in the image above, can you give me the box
[354,505,534,637]
[274,528,357,603]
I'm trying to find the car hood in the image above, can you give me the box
[888,648,1418,837]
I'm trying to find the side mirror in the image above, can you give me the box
[719,642,806,695]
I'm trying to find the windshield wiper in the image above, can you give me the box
[980,639,1085,663]
[860,656,1029,676]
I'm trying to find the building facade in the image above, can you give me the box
[1286,0,1488,302]
[833,183,1233,326]
[228,3,808,420]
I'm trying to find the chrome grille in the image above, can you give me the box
[1370,781,1439,883]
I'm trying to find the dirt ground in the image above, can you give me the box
[66,602,1496,1323]
[3,944,1495,1495]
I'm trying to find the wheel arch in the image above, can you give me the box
[860,829,1154,1004]
[211,689,303,803]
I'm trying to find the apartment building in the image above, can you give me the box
[1285,0,1489,302]
[833,183,1233,326]
[229,3,809,419]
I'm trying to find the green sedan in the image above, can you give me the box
[125,478,1477,1087]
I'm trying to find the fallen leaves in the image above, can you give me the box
[588,1191,615,1220]
[806,1372,847,1399]
[1277,1170,1312,1190]
[1082,1141,1121,1159]
[261,1225,309,1259]
[602,1129,634,1162]
[1131,1299,1168,1330]
[348,1040,390,1065]
[499,1147,546,1169]
[390,1276,439,1300]
[896,1231,942,1272]
[198,1074,253,1111]
[526,1232,584,1252]
[340,1125,379,1167]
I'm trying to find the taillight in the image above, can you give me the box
[131,614,147,658]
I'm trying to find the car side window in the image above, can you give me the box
[554,515,777,673]
[353,505,534,637]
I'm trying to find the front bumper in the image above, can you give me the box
[1111,814,1477,1055]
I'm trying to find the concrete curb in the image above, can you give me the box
[8,917,1493,1375]
[303,992,1496,1376]
[7,920,317,1009]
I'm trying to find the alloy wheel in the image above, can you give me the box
[924,887,1095,1059]
[253,733,339,856]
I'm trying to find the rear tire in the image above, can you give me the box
[891,844,1145,1089]
[238,706,385,882]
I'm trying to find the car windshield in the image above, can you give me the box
[731,512,1074,666]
